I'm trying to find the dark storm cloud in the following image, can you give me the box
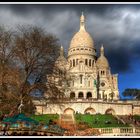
[0,4,140,74]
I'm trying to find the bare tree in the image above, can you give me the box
[0,26,21,114]
[46,64,72,102]
[0,24,74,115]
[13,25,60,114]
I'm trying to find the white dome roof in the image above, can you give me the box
[70,29,94,49]
[96,45,109,68]
[68,13,95,58]
[96,55,109,68]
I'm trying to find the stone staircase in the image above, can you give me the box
[59,114,76,130]
[114,115,126,125]
[115,115,135,127]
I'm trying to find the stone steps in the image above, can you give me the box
[116,115,135,127]
[59,114,76,130]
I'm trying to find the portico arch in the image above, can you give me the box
[105,108,116,115]
[64,108,75,114]
[84,107,96,114]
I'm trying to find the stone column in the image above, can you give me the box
[75,92,78,99]
[94,89,97,99]
[84,92,87,99]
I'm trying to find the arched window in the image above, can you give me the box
[73,80,74,86]
[76,59,78,65]
[101,71,105,75]
[87,92,92,99]
[73,59,75,67]
[70,60,72,67]
[92,60,94,66]
[88,81,90,87]
[80,75,83,84]
[70,92,75,99]
[85,59,88,65]
[89,59,91,66]
[78,92,84,98]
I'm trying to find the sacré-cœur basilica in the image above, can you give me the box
[33,13,140,116]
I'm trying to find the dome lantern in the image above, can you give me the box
[100,44,104,56]
[60,45,64,57]
[80,12,85,31]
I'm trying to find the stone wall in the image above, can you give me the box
[34,101,133,115]
[133,106,140,115]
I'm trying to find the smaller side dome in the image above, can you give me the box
[55,46,67,69]
[96,45,109,68]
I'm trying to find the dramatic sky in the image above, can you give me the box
[0,3,140,99]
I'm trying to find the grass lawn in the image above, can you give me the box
[30,114,59,125]
[133,115,140,121]
[30,114,130,128]
[75,114,130,128]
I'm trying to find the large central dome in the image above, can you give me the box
[69,13,94,49]
[68,13,96,58]
[70,29,94,49]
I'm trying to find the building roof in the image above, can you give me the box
[69,13,94,49]
[96,45,109,68]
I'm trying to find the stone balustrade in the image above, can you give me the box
[97,127,140,136]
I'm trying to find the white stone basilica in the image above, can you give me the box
[34,13,140,115]
[53,13,119,101]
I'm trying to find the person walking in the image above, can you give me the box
[3,124,9,136]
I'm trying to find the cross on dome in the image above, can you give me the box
[80,12,85,30]
[60,45,64,56]
[101,44,104,56]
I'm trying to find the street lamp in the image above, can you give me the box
[18,99,24,114]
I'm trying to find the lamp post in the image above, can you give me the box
[18,99,24,114]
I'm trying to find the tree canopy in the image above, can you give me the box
[0,25,60,115]
[122,88,140,100]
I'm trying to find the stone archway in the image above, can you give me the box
[87,92,92,99]
[78,92,84,98]
[105,108,116,115]
[84,107,96,114]
[64,108,75,114]
[70,92,75,99]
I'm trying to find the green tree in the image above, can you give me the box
[109,92,115,101]
[122,88,140,100]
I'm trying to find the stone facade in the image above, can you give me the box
[34,13,140,115]
[54,13,119,101]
